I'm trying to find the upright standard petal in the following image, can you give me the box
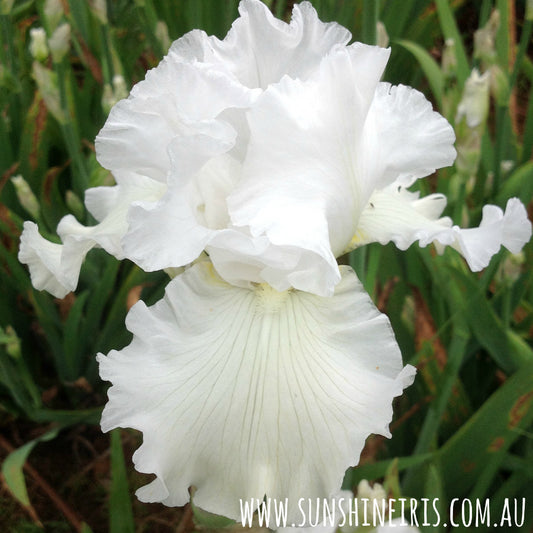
[98,262,415,523]
[228,49,456,295]
[170,0,351,89]
[95,59,256,182]
[121,134,239,272]
[362,83,456,187]
[228,44,390,295]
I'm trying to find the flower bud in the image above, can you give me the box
[44,0,64,32]
[112,74,128,100]
[102,75,129,113]
[65,190,85,220]
[101,83,114,114]
[455,69,490,177]
[376,21,389,48]
[474,10,499,65]
[11,175,40,218]
[29,27,49,62]
[500,160,514,174]
[91,0,108,25]
[498,252,526,284]
[155,21,171,52]
[0,326,21,359]
[442,38,457,77]
[456,69,490,128]
[356,479,387,501]
[0,0,14,15]
[49,23,71,63]
[32,62,65,123]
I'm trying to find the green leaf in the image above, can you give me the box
[422,463,446,533]
[438,359,533,496]
[62,290,90,380]
[30,407,102,425]
[396,39,444,105]
[1,427,60,507]
[434,0,470,84]
[191,496,236,529]
[342,453,433,489]
[447,266,533,373]
[496,160,533,206]
[109,429,135,533]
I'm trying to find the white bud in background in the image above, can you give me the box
[91,0,108,24]
[442,38,457,77]
[49,23,71,63]
[155,21,171,52]
[356,479,387,502]
[376,21,389,49]
[500,160,514,174]
[112,74,128,100]
[0,0,15,15]
[44,0,64,32]
[29,27,49,62]
[65,190,85,220]
[32,62,65,123]
[101,83,114,114]
[456,69,490,128]
[102,75,129,114]
[11,175,40,219]
[497,251,526,285]
[474,10,499,64]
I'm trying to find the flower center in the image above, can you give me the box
[254,283,290,314]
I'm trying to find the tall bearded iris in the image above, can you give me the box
[19,0,531,525]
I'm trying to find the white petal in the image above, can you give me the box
[18,221,84,298]
[276,491,353,533]
[19,172,165,296]
[122,136,236,272]
[98,262,415,523]
[453,198,532,270]
[353,187,452,250]
[363,83,456,187]
[355,190,532,271]
[95,59,255,181]
[207,228,341,297]
[229,45,390,292]
[171,0,351,89]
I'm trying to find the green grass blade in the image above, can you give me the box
[496,160,533,205]
[396,39,444,105]
[361,0,379,45]
[437,359,533,496]
[109,429,135,533]
[1,427,60,507]
[434,0,470,84]
[448,266,533,373]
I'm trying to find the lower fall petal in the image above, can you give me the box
[97,261,415,523]
[18,172,165,298]
[353,188,531,272]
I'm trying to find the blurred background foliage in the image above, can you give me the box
[0,0,532,531]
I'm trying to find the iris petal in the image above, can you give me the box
[18,172,165,297]
[355,188,531,271]
[98,261,415,523]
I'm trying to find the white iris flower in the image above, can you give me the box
[18,0,531,525]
